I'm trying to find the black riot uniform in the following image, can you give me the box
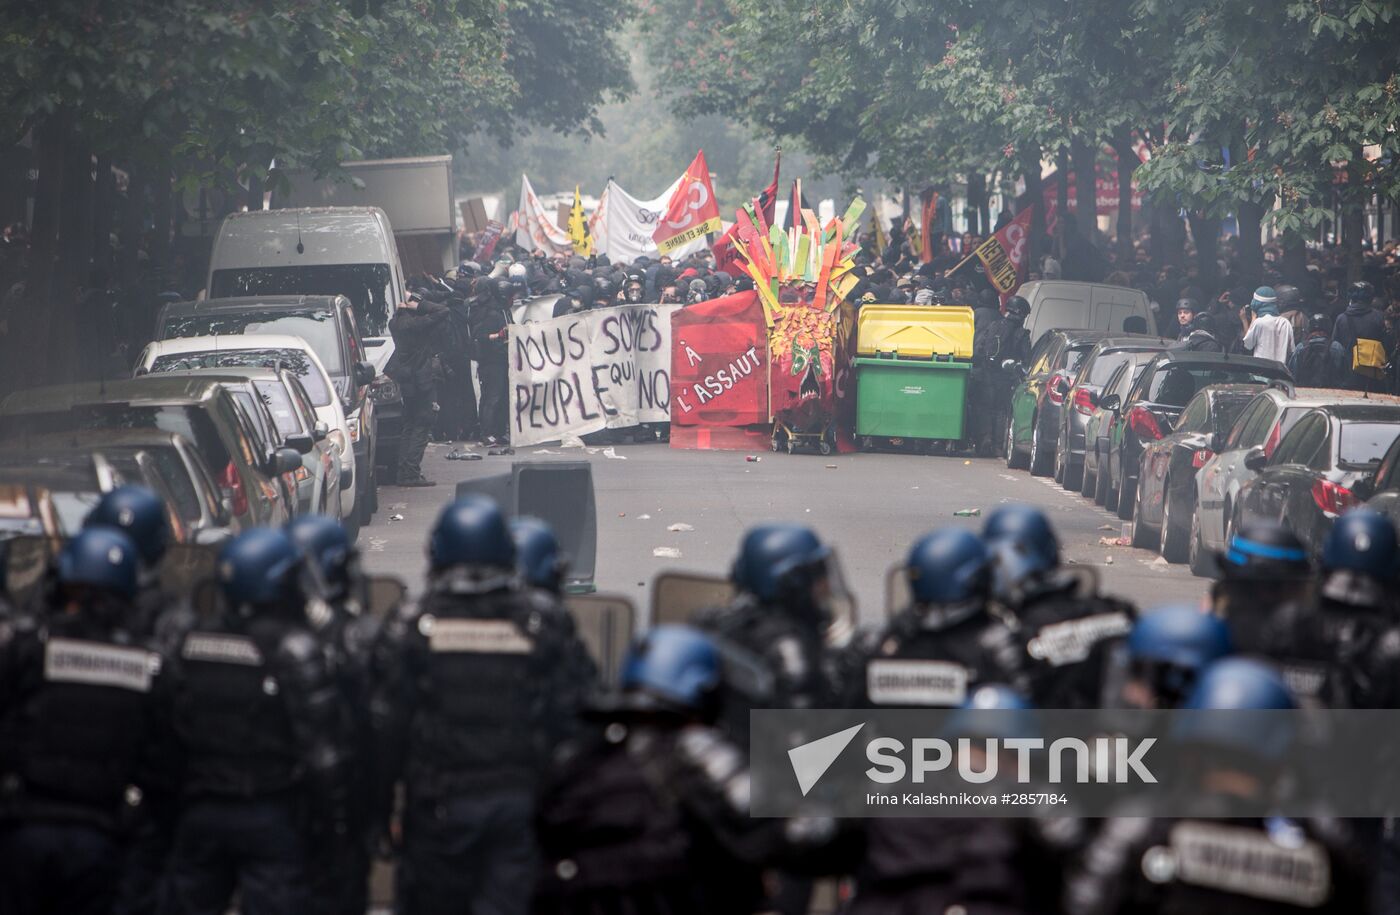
[984,505,1136,708]
[470,278,514,445]
[533,625,826,915]
[970,296,1032,456]
[377,495,593,915]
[694,524,843,745]
[287,515,389,915]
[162,529,352,915]
[0,528,169,915]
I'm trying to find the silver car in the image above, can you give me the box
[247,368,343,518]
[1190,387,1384,576]
[1054,335,1168,491]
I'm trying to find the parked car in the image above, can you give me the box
[0,460,124,538]
[363,335,402,479]
[0,378,299,529]
[1017,280,1153,346]
[0,433,235,544]
[153,295,378,522]
[1096,351,1292,521]
[133,334,359,529]
[1362,431,1400,532]
[1132,384,1265,560]
[1006,329,1109,474]
[1055,335,1169,491]
[1083,353,1159,503]
[1189,388,1393,575]
[1234,403,1400,555]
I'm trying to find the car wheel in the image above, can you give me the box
[1081,453,1097,498]
[1063,449,1083,492]
[1159,480,1189,563]
[1029,416,1053,476]
[1006,417,1029,470]
[1102,456,1118,511]
[1188,497,1214,577]
[1053,438,1065,484]
[1116,466,1135,521]
[1131,480,1155,548]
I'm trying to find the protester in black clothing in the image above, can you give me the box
[386,292,447,487]
[470,278,513,446]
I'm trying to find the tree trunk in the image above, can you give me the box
[1235,195,1270,288]
[149,156,173,278]
[92,156,114,279]
[11,115,68,389]
[1342,159,1365,283]
[1055,147,1070,258]
[1187,210,1220,294]
[1021,145,1045,268]
[0,143,29,230]
[1113,128,1137,267]
[118,166,145,295]
[966,171,986,236]
[1072,135,1096,221]
[1281,231,1308,288]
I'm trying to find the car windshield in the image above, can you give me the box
[208,265,390,335]
[1065,346,1093,372]
[147,349,332,407]
[0,406,233,475]
[1147,365,1286,407]
[50,490,101,533]
[1088,349,1158,386]
[104,447,203,525]
[160,310,344,375]
[1339,422,1400,466]
[253,381,303,438]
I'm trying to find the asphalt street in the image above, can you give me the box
[360,439,1208,621]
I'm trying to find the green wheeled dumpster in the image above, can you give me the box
[854,305,975,443]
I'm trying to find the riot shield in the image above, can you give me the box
[363,576,408,621]
[651,572,733,628]
[3,535,59,609]
[565,593,636,684]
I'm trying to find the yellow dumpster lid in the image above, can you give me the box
[856,305,975,360]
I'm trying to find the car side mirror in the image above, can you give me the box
[1244,447,1269,473]
[1099,394,1121,413]
[284,433,315,455]
[1209,432,1226,454]
[313,421,329,443]
[354,361,377,386]
[271,447,302,476]
[1051,376,1069,397]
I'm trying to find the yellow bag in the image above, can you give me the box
[1353,338,1388,379]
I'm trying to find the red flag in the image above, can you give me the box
[714,151,780,278]
[653,151,723,255]
[972,206,1034,298]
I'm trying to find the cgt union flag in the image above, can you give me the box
[653,150,723,256]
[973,206,1033,296]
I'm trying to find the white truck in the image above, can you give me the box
[271,155,458,276]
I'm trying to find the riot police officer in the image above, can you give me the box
[971,294,1032,456]
[983,504,1136,708]
[696,524,844,729]
[510,516,567,597]
[286,514,384,915]
[534,625,809,914]
[1110,604,1234,709]
[843,527,1025,708]
[1066,658,1372,913]
[1209,521,1313,654]
[1265,510,1400,708]
[377,495,593,915]
[845,684,1076,914]
[84,484,172,635]
[0,528,167,915]
[163,528,352,915]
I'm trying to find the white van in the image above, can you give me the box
[1020,280,1153,346]
[205,207,407,336]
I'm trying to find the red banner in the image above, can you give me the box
[714,152,780,278]
[973,206,1033,298]
[654,151,723,255]
[670,291,769,427]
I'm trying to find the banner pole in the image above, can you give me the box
[945,250,980,277]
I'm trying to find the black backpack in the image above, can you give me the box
[1295,338,1332,387]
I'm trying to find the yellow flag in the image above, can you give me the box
[870,207,887,256]
[568,185,593,256]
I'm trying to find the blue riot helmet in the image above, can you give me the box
[428,495,516,574]
[618,625,722,717]
[511,517,566,594]
[1120,605,1234,709]
[57,527,140,601]
[982,504,1060,574]
[85,485,170,568]
[730,524,840,620]
[1172,657,1297,764]
[1319,509,1398,611]
[218,528,304,614]
[946,683,1037,743]
[286,514,353,600]
[1211,521,1312,632]
[906,528,991,606]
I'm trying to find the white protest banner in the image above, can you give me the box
[514,174,573,256]
[591,178,707,264]
[510,303,681,447]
